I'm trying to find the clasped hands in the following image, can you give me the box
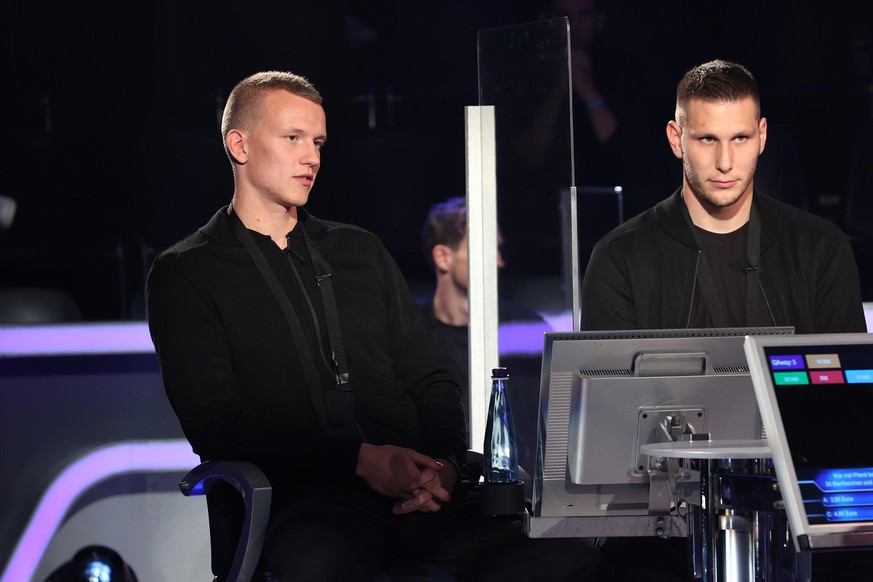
[356,443,459,515]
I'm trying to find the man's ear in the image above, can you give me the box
[758,117,768,155]
[226,129,247,164]
[666,120,683,160]
[432,244,452,272]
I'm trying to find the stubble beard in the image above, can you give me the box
[684,160,749,210]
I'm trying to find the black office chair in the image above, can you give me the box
[0,286,82,324]
[180,459,482,582]
[180,461,272,582]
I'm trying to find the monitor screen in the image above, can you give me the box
[745,332,873,551]
[532,326,794,524]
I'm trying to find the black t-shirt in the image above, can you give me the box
[690,224,747,327]
[690,223,773,327]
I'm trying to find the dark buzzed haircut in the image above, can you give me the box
[421,197,467,269]
[675,59,761,124]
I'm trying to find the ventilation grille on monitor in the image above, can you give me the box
[549,326,794,341]
[578,368,632,377]
[713,365,750,374]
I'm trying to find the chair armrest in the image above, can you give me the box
[180,461,272,582]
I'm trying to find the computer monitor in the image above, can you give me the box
[745,332,873,552]
[532,326,794,529]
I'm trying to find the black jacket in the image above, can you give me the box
[146,206,466,491]
[581,190,866,333]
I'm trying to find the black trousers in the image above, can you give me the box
[264,480,612,582]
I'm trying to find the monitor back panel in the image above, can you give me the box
[533,329,786,518]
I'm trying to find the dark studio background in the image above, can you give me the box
[2,0,873,321]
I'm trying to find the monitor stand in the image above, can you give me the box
[641,439,811,581]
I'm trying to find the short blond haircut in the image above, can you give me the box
[220,71,322,163]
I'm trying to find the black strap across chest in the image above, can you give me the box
[228,206,358,439]
[299,225,350,388]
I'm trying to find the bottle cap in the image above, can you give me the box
[491,367,509,378]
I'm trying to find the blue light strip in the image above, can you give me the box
[0,440,198,582]
[497,320,556,356]
[0,322,154,356]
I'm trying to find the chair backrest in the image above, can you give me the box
[0,286,82,324]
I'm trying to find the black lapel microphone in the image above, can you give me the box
[745,252,778,325]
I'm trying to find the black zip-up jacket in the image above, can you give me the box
[146,206,466,492]
[581,190,867,333]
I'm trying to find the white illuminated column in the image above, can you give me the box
[465,105,499,453]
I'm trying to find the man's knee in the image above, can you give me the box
[264,516,385,580]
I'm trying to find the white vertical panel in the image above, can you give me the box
[570,186,581,331]
[465,105,499,453]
